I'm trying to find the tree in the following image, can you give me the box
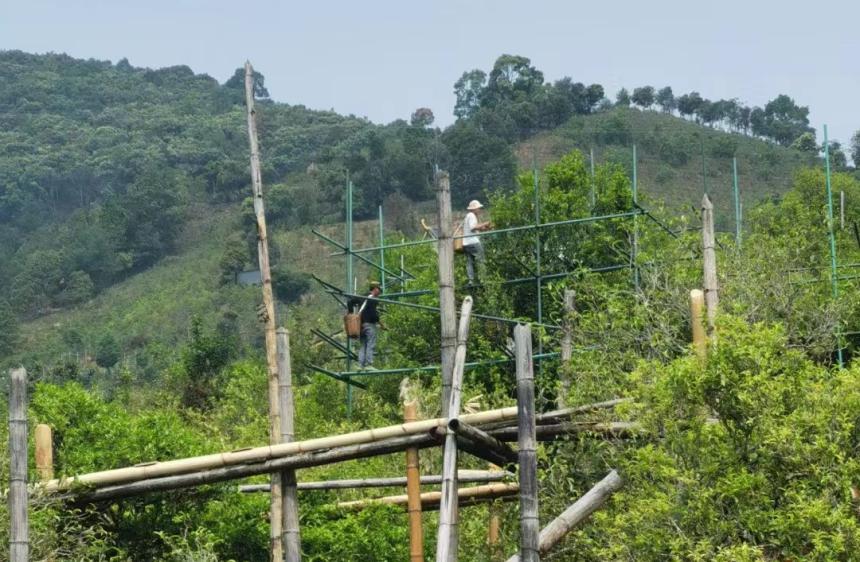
[95,333,120,372]
[631,86,655,109]
[224,67,270,99]
[615,88,631,107]
[483,54,544,108]
[826,141,848,169]
[761,94,813,146]
[453,70,487,119]
[586,84,605,111]
[410,107,434,128]
[656,86,675,113]
[181,316,233,409]
[851,130,860,167]
[791,132,818,152]
[677,92,703,119]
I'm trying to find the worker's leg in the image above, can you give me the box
[465,245,477,284]
[358,330,367,367]
[363,323,378,366]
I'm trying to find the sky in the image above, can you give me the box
[2,0,858,149]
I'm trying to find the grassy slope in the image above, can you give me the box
[517,107,818,231]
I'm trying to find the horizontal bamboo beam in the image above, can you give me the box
[488,422,641,442]
[337,483,520,511]
[238,470,512,492]
[505,470,623,562]
[46,406,520,493]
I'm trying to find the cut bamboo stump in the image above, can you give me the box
[690,289,706,360]
[505,470,623,562]
[436,296,474,562]
[9,368,29,562]
[515,324,539,562]
[35,423,54,481]
[701,194,718,335]
[559,289,575,408]
[277,328,301,561]
[436,170,457,416]
[405,400,425,562]
[244,60,283,562]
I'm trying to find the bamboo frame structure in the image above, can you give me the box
[9,368,28,562]
[515,325,539,562]
[437,296,474,562]
[338,483,519,511]
[244,61,284,562]
[238,471,510,492]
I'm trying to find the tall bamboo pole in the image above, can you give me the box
[701,194,718,335]
[277,328,301,561]
[405,400,425,562]
[559,290,575,407]
[35,423,54,481]
[437,297,474,562]
[244,61,283,562]
[436,170,457,416]
[732,157,741,246]
[689,290,706,360]
[824,125,844,368]
[239,471,510,492]
[632,144,640,291]
[9,368,28,562]
[515,325,539,562]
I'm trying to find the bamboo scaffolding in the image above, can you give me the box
[701,194,718,335]
[515,324,539,562]
[338,483,519,511]
[405,400,425,562]
[238,471,511,492]
[9,368,28,562]
[437,296,474,562]
[244,61,283,562]
[277,328,301,561]
[505,470,623,562]
[44,405,519,493]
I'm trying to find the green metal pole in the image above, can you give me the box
[533,159,542,327]
[701,136,707,195]
[824,125,844,368]
[589,147,596,210]
[632,144,640,291]
[346,177,354,414]
[378,204,386,292]
[732,157,741,247]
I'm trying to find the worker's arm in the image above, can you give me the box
[475,220,493,231]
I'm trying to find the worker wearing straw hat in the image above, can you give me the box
[462,200,492,286]
[349,281,384,370]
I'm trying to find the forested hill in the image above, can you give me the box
[0,50,844,367]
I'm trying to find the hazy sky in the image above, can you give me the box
[2,0,858,147]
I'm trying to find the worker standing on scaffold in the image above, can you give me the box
[462,200,492,286]
[349,281,383,371]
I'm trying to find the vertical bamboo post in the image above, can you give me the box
[487,464,502,562]
[701,194,718,335]
[436,296,474,562]
[840,191,845,230]
[277,328,301,561]
[35,423,54,481]
[690,290,706,360]
[9,368,29,562]
[346,178,355,415]
[515,325,539,562]
[405,400,425,562]
[824,124,844,368]
[244,61,283,562]
[732,157,741,246]
[589,147,596,209]
[631,144,640,292]
[436,170,457,416]
[559,290,575,408]
[379,205,387,292]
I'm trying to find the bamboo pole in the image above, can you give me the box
[339,483,519,511]
[505,470,623,562]
[277,328,301,561]
[44,405,519,493]
[559,290,575,408]
[488,422,640,442]
[437,296,474,562]
[701,194,718,335]
[488,469,502,562]
[690,289,706,360]
[35,423,54,482]
[436,170,457,416]
[239,471,511,492]
[244,61,283,562]
[9,368,28,562]
[515,324,539,562]
[405,400,425,562]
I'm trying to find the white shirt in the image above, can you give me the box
[463,211,480,246]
